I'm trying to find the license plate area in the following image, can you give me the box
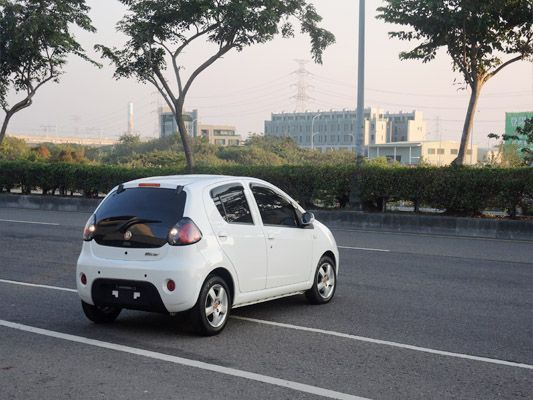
[91,278,167,313]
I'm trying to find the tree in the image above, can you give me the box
[118,133,142,146]
[0,135,29,160]
[488,117,533,166]
[35,144,51,159]
[377,0,533,165]
[0,0,97,145]
[515,117,533,165]
[97,0,335,171]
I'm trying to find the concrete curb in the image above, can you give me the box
[1,194,531,240]
[312,210,533,241]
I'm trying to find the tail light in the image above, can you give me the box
[83,214,96,241]
[167,217,202,246]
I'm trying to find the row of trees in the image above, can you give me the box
[0,0,335,171]
[2,129,531,168]
[1,0,532,169]
[0,134,360,167]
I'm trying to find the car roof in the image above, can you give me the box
[124,174,268,189]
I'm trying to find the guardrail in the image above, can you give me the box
[312,210,533,241]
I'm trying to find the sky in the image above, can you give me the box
[5,0,533,146]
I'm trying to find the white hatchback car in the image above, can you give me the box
[77,175,339,335]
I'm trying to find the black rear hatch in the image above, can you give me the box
[93,187,186,249]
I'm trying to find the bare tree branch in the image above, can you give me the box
[485,55,523,81]
[153,68,177,105]
[181,43,234,99]
[147,76,176,115]
[174,25,220,58]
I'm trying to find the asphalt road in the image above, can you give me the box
[0,208,532,400]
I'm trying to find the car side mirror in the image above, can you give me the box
[301,212,315,226]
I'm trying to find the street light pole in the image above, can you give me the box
[355,0,365,157]
[311,113,321,150]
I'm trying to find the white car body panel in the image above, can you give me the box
[203,182,268,293]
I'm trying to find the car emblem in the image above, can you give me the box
[124,230,133,240]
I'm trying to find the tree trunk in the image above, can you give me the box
[174,100,194,172]
[452,81,482,166]
[0,111,13,145]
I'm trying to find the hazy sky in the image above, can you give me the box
[5,0,533,146]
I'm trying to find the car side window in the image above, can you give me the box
[210,184,253,224]
[250,185,298,228]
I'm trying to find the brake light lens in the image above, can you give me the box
[167,217,202,246]
[83,214,96,241]
[139,183,160,187]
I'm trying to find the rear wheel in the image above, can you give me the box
[191,275,230,336]
[306,256,336,304]
[81,301,121,324]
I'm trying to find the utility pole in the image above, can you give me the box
[355,0,365,156]
[349,0,366,211]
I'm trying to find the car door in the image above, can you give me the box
[249,184,313,289]
[205,182,267,292]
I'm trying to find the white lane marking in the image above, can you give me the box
[338,246,390,252]
[232,317,533,371]
[0,218,60,226]
[3,278,532,371]
[0,279,77,293]
[0,320,368,400]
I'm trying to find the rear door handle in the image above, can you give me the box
[218,232,229,239]
[267,234,275,241]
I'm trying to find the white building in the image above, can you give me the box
[368,140,478,166]
[385,110,426,142]
[264,108,427,153]
[199,125,241,146]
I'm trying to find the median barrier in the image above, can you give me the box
[0,194,531,240]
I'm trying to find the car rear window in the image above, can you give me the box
[93,187,186,248]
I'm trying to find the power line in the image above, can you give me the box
[311,73,533,98]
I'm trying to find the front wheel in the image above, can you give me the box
[191,275,231,336]
[81,301,121,323]
[306,256,336,304]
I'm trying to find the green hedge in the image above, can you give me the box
[0,161,531,216]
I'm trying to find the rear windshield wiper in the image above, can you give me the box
[98,216,162,232]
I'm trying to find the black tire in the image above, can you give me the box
[81,301,121,324]
[305,256,337,305]
[191,275,231,336]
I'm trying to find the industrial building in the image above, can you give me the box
[159,108,241,146]
[159,108,199,138]
[264,108,426,153]
[368,140,478,166]
[199,125,241,146]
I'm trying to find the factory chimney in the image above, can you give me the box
[127,102,134,135]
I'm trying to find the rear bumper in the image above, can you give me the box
[76,244,208,313]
